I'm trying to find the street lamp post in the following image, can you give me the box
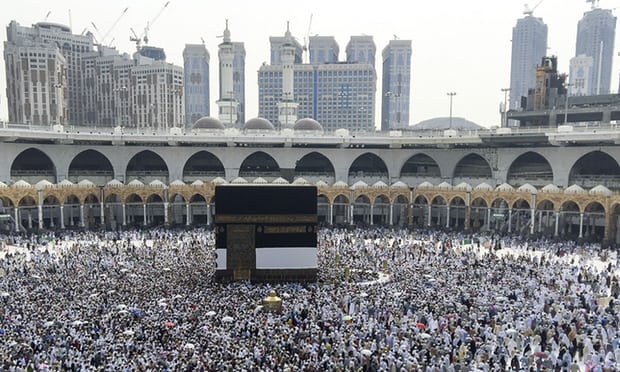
[447,92,456,129]
[564,83,573,125]
[501,88,510,127]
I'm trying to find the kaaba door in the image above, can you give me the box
[227,224,256,279]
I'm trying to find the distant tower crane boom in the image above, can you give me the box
[523,0,546,16]
[102,7,128,46]
[130,1,170,50]
[303,14,313,63]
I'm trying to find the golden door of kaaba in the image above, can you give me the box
[227,224,256,280]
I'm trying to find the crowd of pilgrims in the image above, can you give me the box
[0,226,619,371]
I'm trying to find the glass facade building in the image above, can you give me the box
[509,15,548,116]
[183,44,210,127]
[381,39,412,130]
[259,36,376,132]
[573,7,616,95]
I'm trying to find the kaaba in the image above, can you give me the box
[214,185,318,283]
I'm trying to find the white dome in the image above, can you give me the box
[252,177,268,184]
[541,184,560,193]
[454,182,472,191]
[272,177,289,184]
[437,182,452,189]
[149,180,167,188]
[517,183,537,194]
[127,179,144,187]
[77,179,96,187]
[495,183,514,191]
[474,182,493,191]
[106,179,124,187]
[417,181,434,189]
[35,180,54,190]
[12,180,32,188]
[372,181,388,188]
[293,177,309,185]
[352,180,368,189]
[58,179,74,187]
[333,180,348,187]
[315,180,329,187]
[170,179,186,186]
[564,184,586,194]
[231,177,248,184]
[589,185,612,196]
[191,180,205,186]
[391,181,409,188]
[211,177,227,184]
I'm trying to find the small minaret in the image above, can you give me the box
[217,20,238,126]
[277,21,299,129]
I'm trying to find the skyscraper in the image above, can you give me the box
[573,6,616,95]
[269,25,303,65]
[381,39,412,130]
[346,35,376,66]
[232,42,246,126]
[5,21,94,125]
[509,14,548,117]
[308,36,339,64]
[183,44,210,127]
[259,31,376,132]
[4,36,67,125]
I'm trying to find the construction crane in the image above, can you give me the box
[130,1,170,50]
[523,0,545,16]
[302,14,313,64]
[91,7,128,47]
[586,0,601,9]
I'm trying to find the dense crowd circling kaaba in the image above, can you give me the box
[1,227,619,371]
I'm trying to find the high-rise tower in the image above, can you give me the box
[573,5,616,95]
[277,22,299,129]
[308,36,339,64]
[5,21,94,125]
[232,41,246,127]
[216,20,238,127]
[183,43,210,127]
[381,39,412,130]
[509,14,548,117]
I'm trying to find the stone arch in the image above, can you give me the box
[187,193,209,225]
[317,193,330,224]
[393,194,410,227]
[126,150,169,184]
[182,151,225,182]
[239,151,281,181]
[125,193,145,228]
[169,193,188,226]
[333,194,350,225]
[11,148,57,184]
[400,153,441,181]
[609,203,620,246]
[68,150,114,185]
[559,200,581,240]
[583,201,606,242]
[449,196,467,230]
[470,197,489,232]
[295,152,336,184]
[348,153,389,184]
[353,194,371,224]
[412,195,429,227]
[373,194,390,225]
[453,153,493,181]
[430,195,447,228]
[506,151,553,187]
[569,150,620,189]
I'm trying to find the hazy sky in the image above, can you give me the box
[1,0,619,128]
